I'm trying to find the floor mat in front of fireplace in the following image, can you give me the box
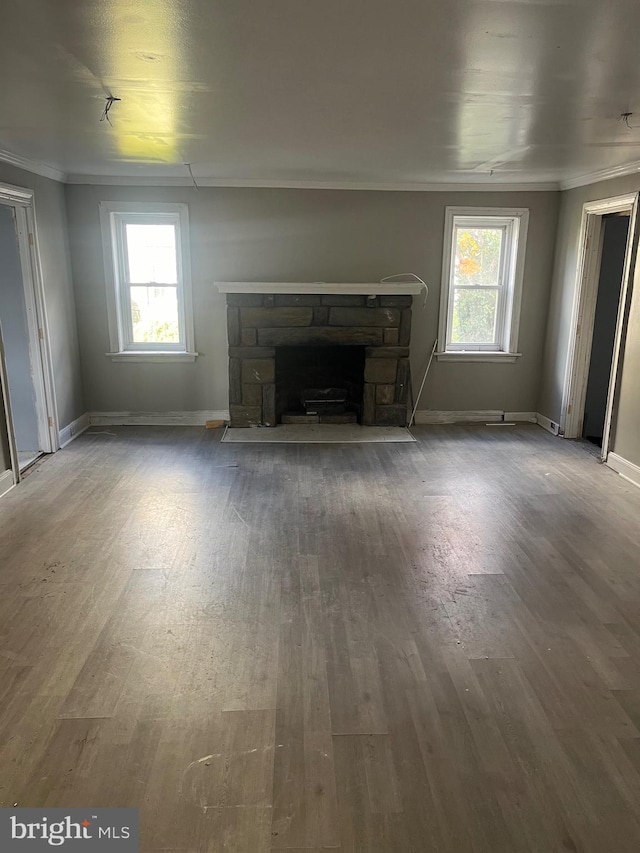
[221,424,416,443]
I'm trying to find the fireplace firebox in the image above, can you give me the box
[276,346,365,424]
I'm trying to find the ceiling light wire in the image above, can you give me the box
[621,112,640,130]
[100,95,121,125]
[185,162,199,190]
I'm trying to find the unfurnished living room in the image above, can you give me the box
[2,1,640,851]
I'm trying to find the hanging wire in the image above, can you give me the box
[100,95,121,126]
[621,112,640,130]
[185,162,199,190]
[380,272,429,307]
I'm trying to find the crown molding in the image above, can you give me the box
[0,148,66,183]
[560,159,640,191]
[0,147,560,191]
[65,173,560,192]
[4,144,640,193]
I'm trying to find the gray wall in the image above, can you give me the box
[0,204,40,451]
[65,185,559,415]
[538,173,640,467]
[0,163,84,431]
[614,242,640,467]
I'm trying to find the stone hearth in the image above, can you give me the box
[226,293,413,427]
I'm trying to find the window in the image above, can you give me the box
[437,207,529,362]
[100,202,196,361]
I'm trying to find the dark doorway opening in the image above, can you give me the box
[275,346,365,424]
[582,213,630,446]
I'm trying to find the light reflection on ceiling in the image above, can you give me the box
[1,0,640,185]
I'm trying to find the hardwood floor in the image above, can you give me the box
[1,424,640,851]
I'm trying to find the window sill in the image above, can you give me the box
[436,351,521,363]
[107,351,198,363]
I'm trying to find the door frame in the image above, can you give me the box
[0,181,58,471]
[0,327,19,492]
[561,192,638,459]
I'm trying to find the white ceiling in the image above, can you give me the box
[3,0,640,186]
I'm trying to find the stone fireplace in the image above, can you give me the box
[219,284,419,427]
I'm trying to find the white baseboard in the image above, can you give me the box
[58,412,90,448]
[414,410,502,424]
[505,412,538,422]
[606,452,640,490]
[413,410,536,425]
[0,468,15,498]
[88,410,229,427]
[535,413,560,435]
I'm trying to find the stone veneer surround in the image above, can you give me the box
[226,293,413,427]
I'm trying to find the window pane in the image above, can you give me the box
[125,223,177,283]
[451,288,498,345]
[130,286,180,343]
[453,227,503,288]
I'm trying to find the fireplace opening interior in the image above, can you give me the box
[275,346,366,424]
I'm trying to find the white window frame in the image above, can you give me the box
[437,207,529,362]
[99,201,197,362]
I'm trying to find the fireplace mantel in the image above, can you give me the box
[216,281,423,295]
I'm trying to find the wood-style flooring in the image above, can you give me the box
[1,424,640,852]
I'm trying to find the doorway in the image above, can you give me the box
[0,185,57,478]
[0,205,42,470]
[582,214,630,446]
[562,193,638,459]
